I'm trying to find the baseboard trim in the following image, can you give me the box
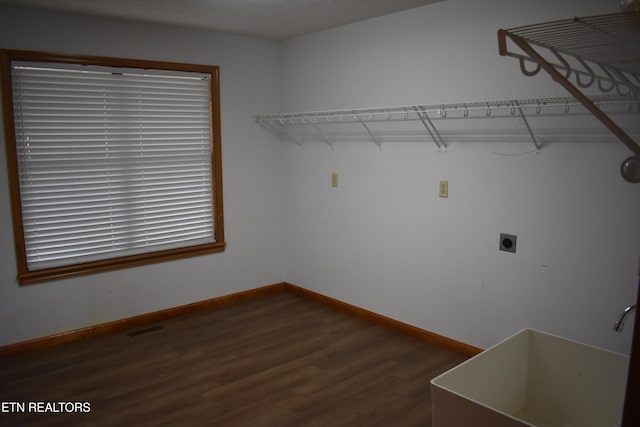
[0,282,286,358]
[283,283,483,357]
[1,281,482,358]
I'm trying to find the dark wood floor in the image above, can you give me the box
[0,291,468,426]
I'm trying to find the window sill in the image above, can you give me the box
[18,242,227,285]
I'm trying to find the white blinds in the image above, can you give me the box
[11,61,215,271]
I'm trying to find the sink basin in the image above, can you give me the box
[431,329,629,427]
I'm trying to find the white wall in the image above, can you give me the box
[0,6,286,346]
[281,0,640,354]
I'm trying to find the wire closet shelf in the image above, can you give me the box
[255,11,639,157]
[255,94,638,152]
[498,10,640,157]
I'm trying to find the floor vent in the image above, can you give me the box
[127,325,165,337]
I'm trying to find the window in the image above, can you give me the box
[1,50,225,285]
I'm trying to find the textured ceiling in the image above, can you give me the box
[0,0,443,40]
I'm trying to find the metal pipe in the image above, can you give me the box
[614,305,637,332]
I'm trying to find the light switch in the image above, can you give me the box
[439,180,448,198]
[331,172,338,187]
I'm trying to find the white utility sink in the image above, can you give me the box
[431,329,629,427]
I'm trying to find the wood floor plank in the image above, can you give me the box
[0,291,468,426]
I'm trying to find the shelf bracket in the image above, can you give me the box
[416,106,447,151]
[357,116,382,149]
[309,120,334,149]
[512,100,541,151]
[413,107,443,150]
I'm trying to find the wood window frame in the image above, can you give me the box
[0,49,225,285]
